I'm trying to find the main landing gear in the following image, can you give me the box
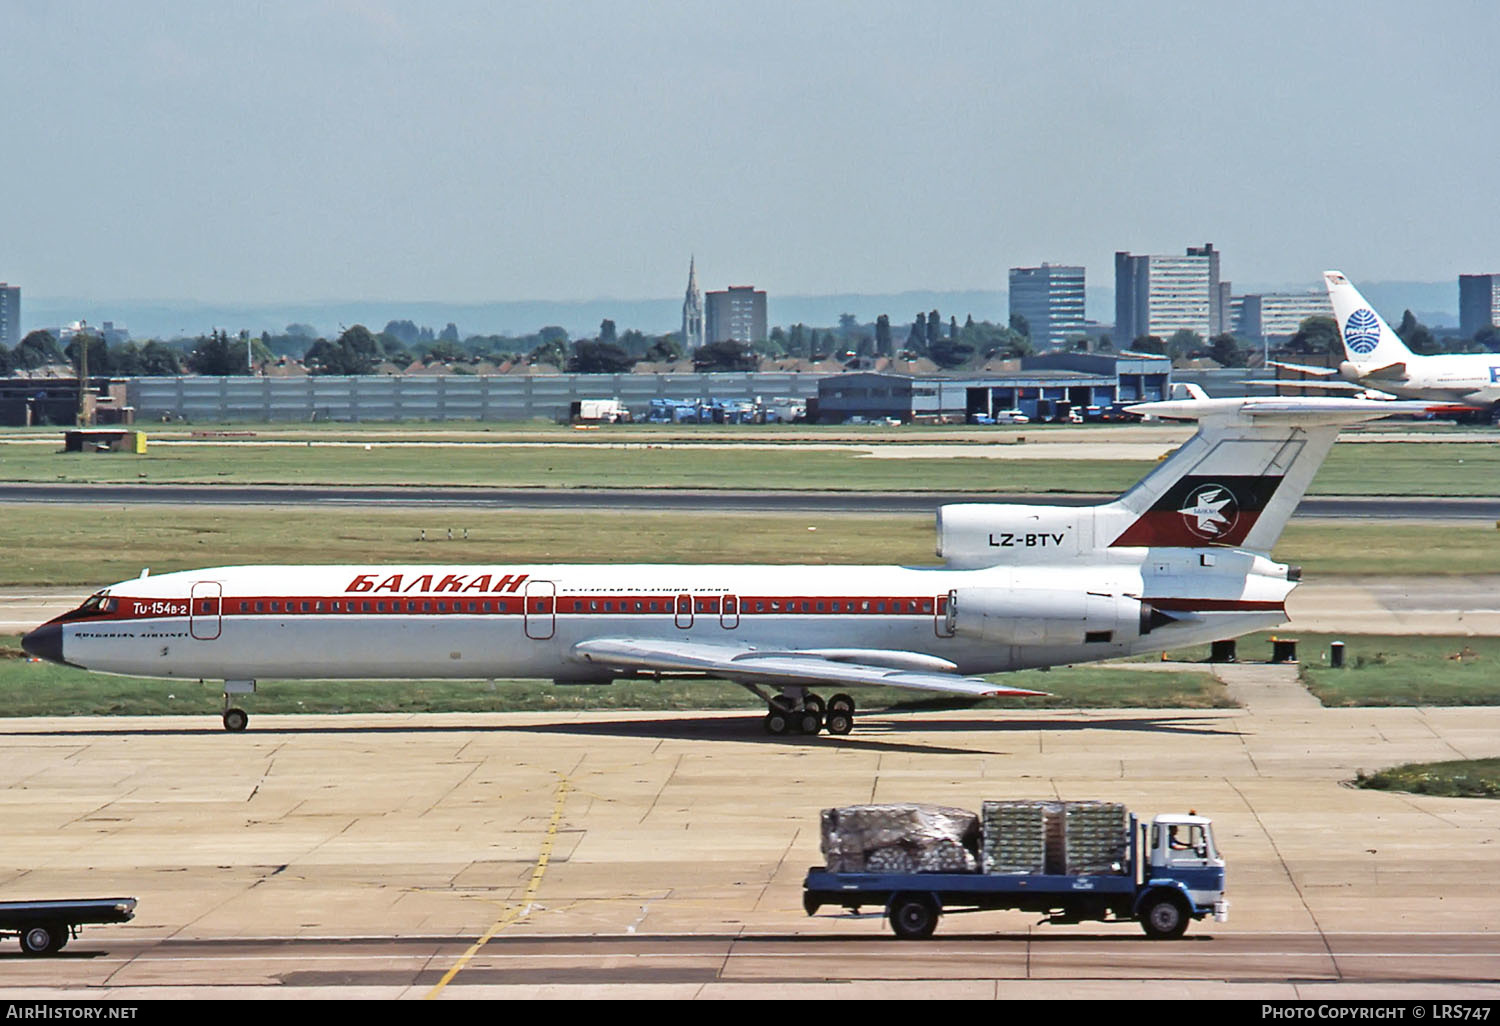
[748,686,856,737]
[220,679,255,732]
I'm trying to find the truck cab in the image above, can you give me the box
[1138,813,1227,937]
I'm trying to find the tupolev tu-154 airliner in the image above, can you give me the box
[23,392,1431,735]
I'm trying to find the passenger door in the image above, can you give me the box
[190,581,222,641]
[524,580,556,640]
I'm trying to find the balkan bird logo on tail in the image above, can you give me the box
[1178,484,1238,540]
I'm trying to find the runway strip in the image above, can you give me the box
[8,931,1500,998]
[1,482,1495,518]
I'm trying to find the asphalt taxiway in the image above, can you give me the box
[1,681,1497,1000]
[1,482,1496,518]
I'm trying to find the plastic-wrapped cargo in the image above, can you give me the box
[821,804,979,874]
[981,799,1130,876]
[1064,801,1128,875]
[981,800,1049,875]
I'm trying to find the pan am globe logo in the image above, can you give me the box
[1344,308,1382,355]
[1177,483,1239,541]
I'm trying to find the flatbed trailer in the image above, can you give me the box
[0,898,137,955]
[804,807,1226,939]
[803,868,1213,939]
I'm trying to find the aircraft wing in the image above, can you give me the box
[1266,360,1339,377]
[570,637,1047,698]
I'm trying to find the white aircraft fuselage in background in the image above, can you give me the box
[24,393,1431,733]
[1272,272,1500,411]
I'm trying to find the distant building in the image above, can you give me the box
[1186,243,1228,336]
[0,283,18,349]
[1008,264,1085,348]
[813,353,1170,424]
[1235,292,1332,341]
[1459,274,1500,337]
[681,257,704,351]
[705,285,767,345]
[1114,245,1221,343]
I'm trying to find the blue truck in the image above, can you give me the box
[802,803,1226,940]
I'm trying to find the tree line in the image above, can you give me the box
[5,309,1491,378]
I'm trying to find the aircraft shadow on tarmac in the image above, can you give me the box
[0,711,1240,757]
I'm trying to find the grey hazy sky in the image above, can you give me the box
[4,1,1497,304]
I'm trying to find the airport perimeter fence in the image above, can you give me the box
[126,373,825,424]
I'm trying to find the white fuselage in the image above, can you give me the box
[54,556,1295,684]
[1348,354,1500,407]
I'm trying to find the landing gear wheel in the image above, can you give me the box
[826,710,854,736]
[223,708,249,733]
[804,694,826,718]
[1139,895,1189,939]
[764,709,790,735]
[829,693,856,717]
[20,923,64,956]
[797,710,822,735]
[888,893,940,940]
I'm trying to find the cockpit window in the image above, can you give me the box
[67,592,116,619]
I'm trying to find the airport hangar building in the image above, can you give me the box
[812,353,1172,423]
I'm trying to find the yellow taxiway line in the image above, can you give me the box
[425,774,571,999]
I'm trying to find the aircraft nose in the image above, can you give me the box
[21,623,64,665]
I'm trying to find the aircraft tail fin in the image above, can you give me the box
[1324,270,1416,370]
[1104,394,1431,553]
[937,392,1434,567]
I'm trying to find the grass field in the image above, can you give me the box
[1298,634,1500,707]
[11,504,1500,585]
[4,629,1497,718]
[1354,759,1500,799]
[3,435,1499,495]
[0,635,1227,717]
[3,505,1497,588]
[1160,631,1500,706]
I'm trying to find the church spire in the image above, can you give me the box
[682,256,704,351]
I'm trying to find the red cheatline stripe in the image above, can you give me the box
[86,594,949,623]
[1146,598,1285,612]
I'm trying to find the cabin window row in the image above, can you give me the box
[565,598,935,614]
[233,599,507,614]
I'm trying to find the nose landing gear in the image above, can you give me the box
[220,679,255,732]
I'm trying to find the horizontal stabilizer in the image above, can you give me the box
[1243,379,1399,400]
[1362,361,1408,380]
[1266,360,1339,377]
